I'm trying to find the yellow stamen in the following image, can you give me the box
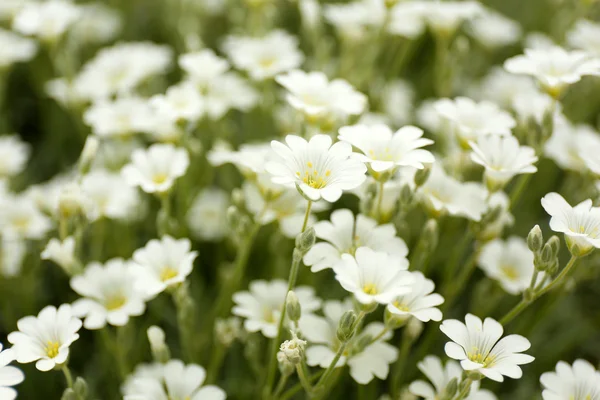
[363,283,378,295]
[152,173,168,185]
[160,267,178,282]
[105,294,127,311]
[500,265,519,281]
[45,341,60,358]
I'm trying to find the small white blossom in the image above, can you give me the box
[381,80,415,126]
[279,333,307,364]
[567,20,600,55]
[540,359,600,400]
[387,272,444,323]
[544,116,600,172]
[440,314,534,382]
[0,28,37,68]
[70,3,121,45]
[150,81,205,123]
[0,195,52,240]
[12,0,81,41]
[0,135,30,178]
[323,0,384,40]
[0,343,24,400]
[467,9,521,48]
[187,188,230,241]
[84,97,154,137]
[41,237,77,273]
[8,304,82,371]
[471,67,539,110]
[388,3,426,39]
[410,1,483,36]
[179,49,230,84]
[1,237,26,277]
[81,170,142,221]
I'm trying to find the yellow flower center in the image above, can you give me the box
[259,57,276,68]
[45,341,60,358]
[467,349,496,367]
[392,301,410,312]
[296,162,331,189]
[105,294,127,311]
[500,264,519,281]
[160,267,179,282]
[12,217,30,231]
[263,307,276,323]
[363,283,379,295]
[152,173,169,185]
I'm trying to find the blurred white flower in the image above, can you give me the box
[478,237,538,295]
[440,314,534,381]
[8,304,82,371]
[1,237,26,278]
[223,30,304,80]
[132,236,198,297]
[541,192,600,255]
[504,47,600,97]
[416,100,444,134]
[324,0,385,39]
[409,355,497,400]
[12,0,81,40]
[0,343,24,400]
[71,3,121,44]
[540,359,600,400]
[544,115,600,171]
[0,1,31,21]
[84,97,154,137]
[471,67,539,110]
[41,237,77,273]
[299,0,320,30]
[387,271,444,323]
[71,259,148,329]
[123,359,226,400]
[122,143,190,194]
[0,135,30,178]
[411,1,483,36]
[150,81,205,123]
[0,28,37,68]
[0,195,52,240]
[300,300,398,384]
[338,124,434,172]
[524,32,557,50]
[276,70,367,119]
[469,135,537,190]
[581,144,600,176]
[179,49,230,85]
[478,191,514,242]
[567,19,600,55]
[512,90,557,125]
[334,247,412,305]
[303,208,408,272]
[381,80,414,127]
[388,3,426,39]
[81,170,141,221]
[187,188,230,241]
[467,9,521,48]
[232,279,321,338]
[266,134,367,202]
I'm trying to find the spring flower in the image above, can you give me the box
[70,3,121,45]
[469,135,538,190]
[275,70,367,119]
[12,0,81,41]
[81,170,142,221]
[478,191,515,242]
[123,360,226,400]
[381,80,415,126]
[541,192,600,256]
[544,116,600,172]
[70,259,148,329]
[412,1,483,36]
[179,49,230,83]
[8,304,82,371]
[279,332,307,364]
[387,272,444,323]
[0,135,30,178]
[41,237,77,273]
[1,237,26,277]
[83,97,154,137]
[467,9,522,48]
[266,134,367,202]
[581,145,600,176]
[504,47,600,98]
[232,280,321,338]
[303,209,408,272]
[471,67,539,110]
[338,124,435,173]
[388,3,426,39]
[122,143,190,194]
[187,188,230,241]
[324,0,385,39]
[223,30,304,80]
[132,236,198,297]
[333,247,412,305]
[0,196,52,240]
[567,20,600,54]
[150,81,205,123]
[478,237,537,295]
[300,300,398,384]
[409,356,497,400]
[434,97,516,146]
[440,314,534,381]
[0,343,24,400]
[0,28,37,68]
[540,359,600,400]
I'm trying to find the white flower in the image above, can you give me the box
[232,280,321,338]
[299,300,398,384]
[387,272,444,323]
[279,332,307,364]
[303,208,408,272]
[381,80,415,126]
[266,134,367,202]
[12,0,81,40]
[275,70,367,118]
[333,247,412,305]
[467,9,521,48]
[338,124,434,174]
[41,237,77,272]
[434,97,516,146]
[541,192,600,255]
[123,360,226,400]
[187,188,230,241]
[581,144,600,176]
[512,90,557,125]
[504,47,600,97]
[471,67,539,110]
[223,30,304,80]
[544,116,600,172]
[71,259,148,329]
[388,3,426,39]
[540,359,600,400]
[412,1,483,36]
[440,314,534,382]
[0,195,52,240]
[122,143,190,194]
[409,355,497,400]
[567,20,600,55]
[150,81,205,122]
[179,49,230,85]
[1,237,26,277]
[84,97,154,137]
[8,304,82,371]
[478,238,538,295]
[469,135,538,190]
[0,343,24,400]
[418,164,488,221]
[324,0,385,39]
[0,135,30,178]
[70,3,121,45]
[0,28,37,68]
[81,170,141,221]
[132,236,198,297]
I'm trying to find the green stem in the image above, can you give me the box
[443,231,473,282]
[390,330,416,397]
[500,255,578,325]
[509,174,532,211]
[376,181,385,221]
[455,377,473,400]
[206,340,226,384]
[172,285,196,361]
[279,370,325,400]
[157,192,172,236]
[295,363,313,395]
[442,246,480,310]
[301,201,313,233]
[369,327,389,345]
[61,364,74,389]
[273,373,290,399]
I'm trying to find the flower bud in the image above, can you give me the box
[336,310,357,342]
[399,184,414,207]
[215,317,242,348]
[74,377,88,399]
[441,377,458,400]
[61,388,77,400]
[58,183,88,221]
[527,225,543,253]
[277,351,295,376]
[279,333,306,364]
[385,308,408,329]
[414,166,431,187]
[147,325,170,363]
[405,318,424,340]
[295,227,316,254]
[540,242,553,265]
[286,291,302,322]
[547,235,560,258]
[566,237,594,257]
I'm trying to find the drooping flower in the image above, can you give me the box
[440,314,534,382]
[540,359,600,400]
[387,272,444,323]
[266,134,366,202]
[0,343,24,400]
[8,304,82,371]
[303,209,408,272]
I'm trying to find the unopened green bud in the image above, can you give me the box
[405,318,424,340]
[286,291,302,322]
[354,333,373,353]
[541,242,553,264]
[74,377,88,399]
[147,325,170,363]
[226,206,241,230]
[231,188,245,209]
[547,235,560,258]
[414,166,431,187]
[295,227,316,254]
[385,308,408,329]
[527,225,543,253]
[399,184,414,207]
[336,310,357,342]
[441,377,458,400]
[61,389,77,400]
